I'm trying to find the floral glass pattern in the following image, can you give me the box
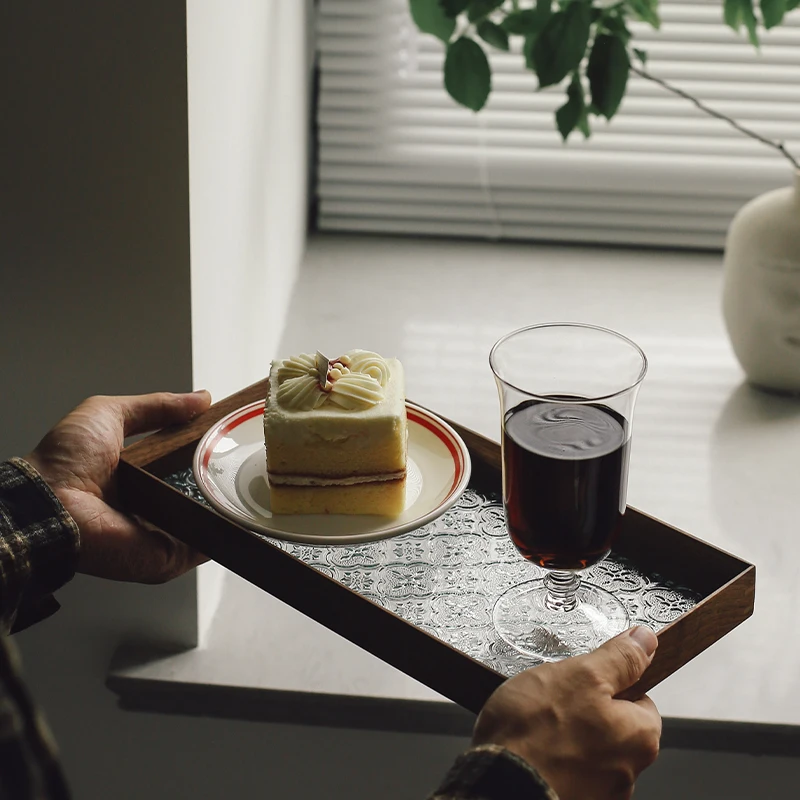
[168,470,699,677]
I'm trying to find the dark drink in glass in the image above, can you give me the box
[489,323,647,660]
[503,399,630,570]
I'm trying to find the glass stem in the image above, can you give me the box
[543,571,580,612]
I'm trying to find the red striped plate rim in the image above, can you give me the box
[195,400,469,510]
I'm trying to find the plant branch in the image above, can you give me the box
[631,64,799,170]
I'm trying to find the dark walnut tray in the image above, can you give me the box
[119,378,755,712]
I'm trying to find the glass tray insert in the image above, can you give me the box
[169,469,700,677]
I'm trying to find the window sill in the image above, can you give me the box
[107,567,471,736]
[109,233,800,754]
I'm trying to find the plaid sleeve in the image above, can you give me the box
[0,460,80,635]
[428,745,558,800]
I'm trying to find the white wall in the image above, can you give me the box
[187,0,309,401]
[186,0,311,649]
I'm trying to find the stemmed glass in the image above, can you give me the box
[489,323,647,661]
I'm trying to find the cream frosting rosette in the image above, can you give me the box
[275,350,391,412]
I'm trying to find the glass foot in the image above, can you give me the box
[493,578,630,661]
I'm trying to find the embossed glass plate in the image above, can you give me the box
[173,470,702,677]
[192,400,471,545]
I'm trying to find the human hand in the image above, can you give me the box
[473,626,661,800]
[26,391,212,584]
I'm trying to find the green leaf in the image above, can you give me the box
[787,0,800,9]
[519,1,554,70]
[555,73,585,141]
[477,20,510,50]
[439,0,469,17]
[467,0,504,22]
[577,108,591,138]
[531,1,592,88]
[524,35,537,70]
[410,0,457,43]
[628,0,661,29]
[724,0,743,29]
[761,0,786,27]
[741,0,760,46]
[535,0,553,17]
[502,1,551,34]
[633,47,648,66]
[502,10,537,33]
[587,33,630,120]
[444,37,492,111]
[601,12,632,42]
[723,0,759,46]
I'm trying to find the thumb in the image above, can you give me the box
[580,625,658,696]
[115,390,212,438]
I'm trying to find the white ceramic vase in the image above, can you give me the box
[722,170,800,394]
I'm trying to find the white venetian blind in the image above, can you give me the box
[316,0,800,249]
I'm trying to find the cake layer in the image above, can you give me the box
[269,477,406,516]
[264,356,407,478]
[267,470,406,487]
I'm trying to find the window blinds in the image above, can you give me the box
[316,1,800,249]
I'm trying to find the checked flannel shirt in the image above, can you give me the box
[0,457,556,800]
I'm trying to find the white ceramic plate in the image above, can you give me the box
[192,400,472,545]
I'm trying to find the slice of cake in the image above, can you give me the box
[264,349,407,515]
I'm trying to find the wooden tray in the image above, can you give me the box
[118,378,755,711]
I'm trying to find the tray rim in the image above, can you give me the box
[119,376,756,711]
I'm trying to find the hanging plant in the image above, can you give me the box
[408,0,799,167]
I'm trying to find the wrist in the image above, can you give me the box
[23,452,59,491]
[476,738,552,786]
[22,454,75,512]
[12,458,78,527]
[433,744,558,800]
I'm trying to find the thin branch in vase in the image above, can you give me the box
[630,65,799,171]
